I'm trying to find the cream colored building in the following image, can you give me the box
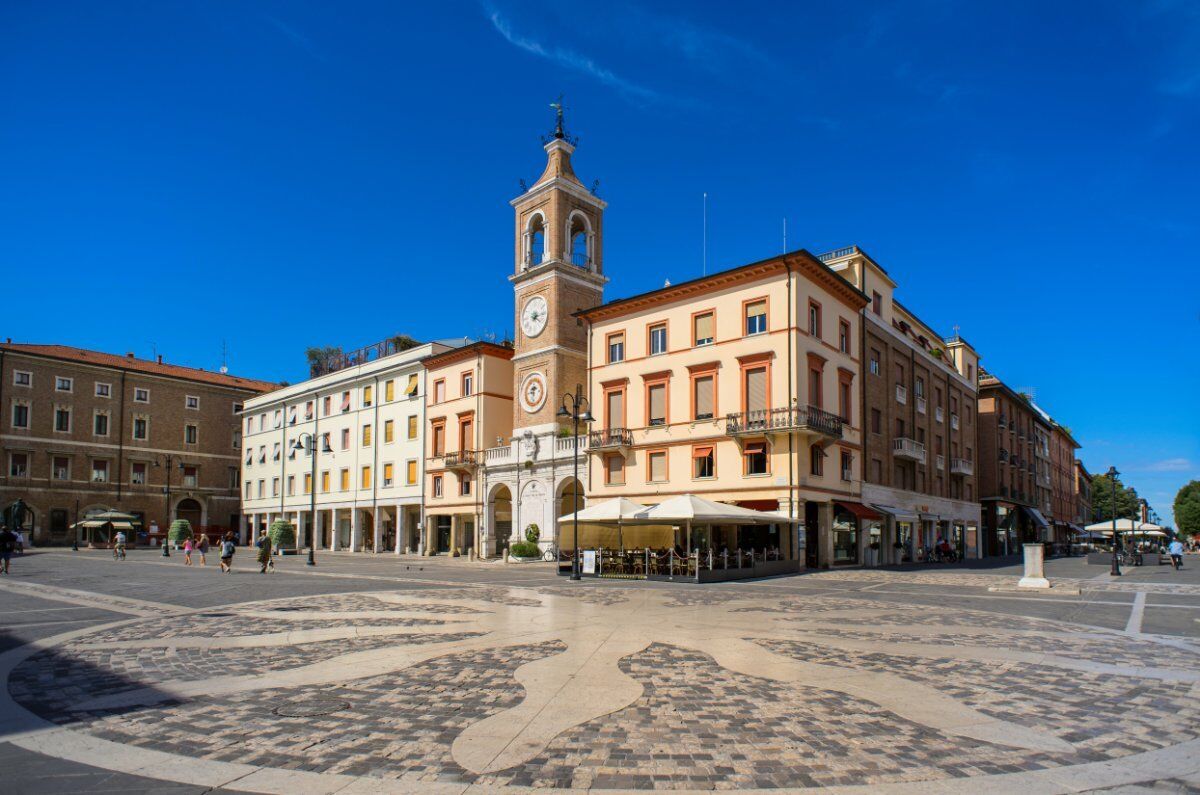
[240,338,463,552]
[422,341,514,555]
[578,251,869,569]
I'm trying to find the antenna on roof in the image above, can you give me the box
[702,192,708,277]
[219,340,229,374]
[782,217,787,254]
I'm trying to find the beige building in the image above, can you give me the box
[818,247,982,563]
[422,341,514,555]
[577,250,869,569]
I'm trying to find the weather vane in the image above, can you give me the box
[549,94,566,139]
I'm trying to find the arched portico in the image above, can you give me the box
[488,483,513,557]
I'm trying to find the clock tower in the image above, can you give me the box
[510,106,607,432]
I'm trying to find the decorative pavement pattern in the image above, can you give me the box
[5,582,1200,792]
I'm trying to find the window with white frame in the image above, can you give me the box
[93,410,109,436]
[91,459,109,482]
[131,462,147,485]
[95,382,111,398]
[54,406,71,433]
[11,401,29,429]
[134,387,149,403]
[232,402,243,415]
[55,376,73,392]
[183,465,198,488]
[13,371,31,387]
[649,323,667,355]
[184,424,198,444]
[10,452,29,477]
[233,430,241,449]
[132,416,148,440]
[186,395,199,410]
[53,455,70,480]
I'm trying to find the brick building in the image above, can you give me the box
[1074,459,1093,527]
[819,247,982,561]
[976,371,1051,555]
[1,342,273,544]
[1048,421,1082,545]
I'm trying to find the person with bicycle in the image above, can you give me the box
[1168,538,1184,570]
[113,529,127,561]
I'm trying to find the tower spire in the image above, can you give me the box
[550,94,566,139]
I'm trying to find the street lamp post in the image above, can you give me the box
[557,385,593,581]
[1107,465,1121,577]
[155,455,183,557]
[293,433,332,567]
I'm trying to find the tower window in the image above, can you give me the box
[569,215,589,268]
[528,215,546,267]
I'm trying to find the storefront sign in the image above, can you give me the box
[582,550,596,574]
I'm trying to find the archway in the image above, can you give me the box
[176,498,202,530]
[489,484,513,557]
[556,477,585,518]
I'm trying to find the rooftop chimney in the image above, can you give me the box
[126,352,134,359]
[157,355,162,364]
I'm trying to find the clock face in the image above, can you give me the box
[520,372,548,413]
[521,296,549,338]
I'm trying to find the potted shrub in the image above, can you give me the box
[509,541,541,560]
[268,519,296,553]
[168,519,193,550]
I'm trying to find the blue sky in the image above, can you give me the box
[2,1,1197,522]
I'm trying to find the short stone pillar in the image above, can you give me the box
[1018,543,1051,589]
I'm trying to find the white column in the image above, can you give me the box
[316,509,327,551]
[394,506,404,554]
[249,515,259,545]
[372,508,384,554]
[330,510,341,551]
[349,509,362,552]
[238,514,248,545]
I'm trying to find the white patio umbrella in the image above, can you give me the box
[555,497,649,551]
[634,494,790,554]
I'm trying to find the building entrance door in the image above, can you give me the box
[436,516,452,553]
[804,502,819,568]
[50,509,68,541]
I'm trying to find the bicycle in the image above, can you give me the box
[112,544,126,561]
[542,545,558,562]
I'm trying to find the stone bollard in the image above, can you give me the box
[1018,543,1051,589]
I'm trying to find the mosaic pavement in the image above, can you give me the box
[4,582,1200,792]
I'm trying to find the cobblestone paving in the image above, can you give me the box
[8,584,1200,791]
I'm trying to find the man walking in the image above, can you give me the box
[1168,537,1184,570]
[0,524,17,575]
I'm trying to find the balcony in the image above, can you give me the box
[725,406,843,439]
[951,458,973,476]
[893,437,926,463]
[916,396,927,415]
[950,413,960,430]
[895,385,907,405]
[483,445,512,464]
[935,454,945,471]
[935,406,944,423]
[443,450,477,470]
[589,428,633,451]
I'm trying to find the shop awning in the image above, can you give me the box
[871,504,919,522]
[72,520,107,529]
[1023,507,1050,529]
[835,501,883,521]
[109,521,135,530]
[1067,523,1085,535]
[919,513,940,522]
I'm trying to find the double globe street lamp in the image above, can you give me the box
[556,385,593,581]
[1107,465,1121,577]
[293,432,333,567]
[154,455,184,557]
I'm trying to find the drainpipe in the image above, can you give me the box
[116,371,127,506]
[785,261,797,565]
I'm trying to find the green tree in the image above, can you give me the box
[1174,481,1200,537]
[306,346,344,377]
[168,519,193,544]
[268,518,296,549]
[389,334,421,352]
[1090,473,1140,522]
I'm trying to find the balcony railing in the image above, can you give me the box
[935,406,944,423]
[556,436,583,454]
[951,458,974,476]
[589,428,633,450]
[935,454,945,471]
[895,385,907,405]
[916,396,927,415]
[950,413,960,430]
[443,450,477,469]
[483,445,512,463]
[725,406,843,439]
[893,437,926,463]
[570,251,591,268]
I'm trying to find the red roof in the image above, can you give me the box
[0,343,277,393]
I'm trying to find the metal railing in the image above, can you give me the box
[570,252,591,268]
[725,406,843,438]
[588,428,633,449]
[442,450,477,469]
[817,246,859,262]
[893,437,926,463]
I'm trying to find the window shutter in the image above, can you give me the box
[649,451,666,482]
[384,463,393,481]
[745,441,765,456]
[746,368,767,413]
[648,383,666,423]
[694,313,714,342]
[693,445,713,459]
[405,374,419,396]
[606,455,623,483]
[606,390,624,428]
[695,376,714,418]
[407,460,417,484]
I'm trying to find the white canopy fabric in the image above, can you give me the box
[634,494,790,525]
[872,504,919,522]
[555,498,649,524]
[1084,519,1163,533]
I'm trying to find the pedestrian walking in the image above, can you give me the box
[219,532,236,573]
[183,537,194,566]
[256,533,273,573]
[0,524,16,575]
[196,534,209,566]
[1169,538,1184,570]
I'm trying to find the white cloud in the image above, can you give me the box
[1139,458,1193,473]
[264,15,323,60]
[483,5,658,102]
